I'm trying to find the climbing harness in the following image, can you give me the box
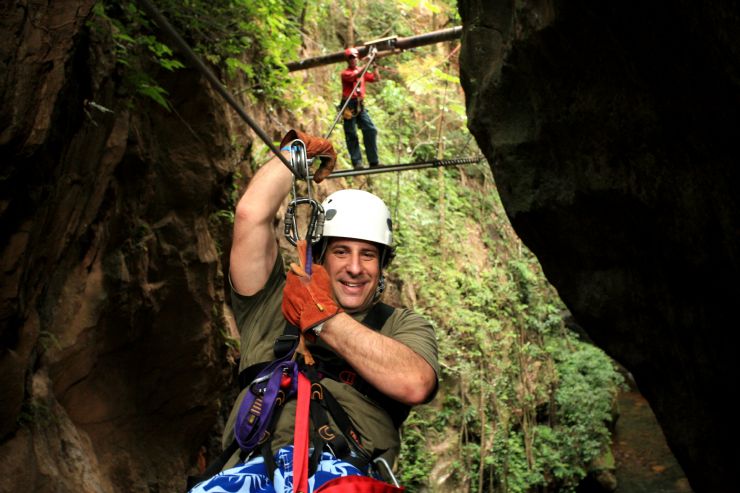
[234,353,299,452]
[186,302,402,491]
[340,98,365,120]
[233,302,404,484]
[245,303,410,430]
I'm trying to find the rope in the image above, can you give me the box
[135,3,475,183]
[134,0,290,168]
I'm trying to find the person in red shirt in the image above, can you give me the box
[340,47,380,168]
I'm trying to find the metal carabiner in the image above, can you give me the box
[285,139,310,179]
[283,139,325,247]
[284,197,324,246]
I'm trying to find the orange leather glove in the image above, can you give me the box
[280,129,337,183]
[282,240,343,332]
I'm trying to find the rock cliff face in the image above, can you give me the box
[458,1,739,492]
[1,2,240,491]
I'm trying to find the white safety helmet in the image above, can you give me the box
[318,189,394,265]
[321,189,392,246]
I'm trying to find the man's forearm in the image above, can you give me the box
[230,153,293,295]
[318,313,436,406]
[236,154,293,224]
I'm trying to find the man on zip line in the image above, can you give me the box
[188,130,438,492]
[341,47,381,169]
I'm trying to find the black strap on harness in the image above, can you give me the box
[187,303,404,491]
[310,303,410,430]
[238,303,409,429]
[254,302,406,479]
[237,323,301,390]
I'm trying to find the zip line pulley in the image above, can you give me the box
[282,141,324,273]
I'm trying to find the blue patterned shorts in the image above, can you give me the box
[189,446,365,493]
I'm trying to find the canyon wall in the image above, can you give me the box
[458,1,739,492]
[0,2,241,491]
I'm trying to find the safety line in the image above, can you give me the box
[309,156,485,180]
[135,0,290,168]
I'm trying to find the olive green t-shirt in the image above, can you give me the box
[222,254,439,467]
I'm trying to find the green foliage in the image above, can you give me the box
[552,341,624,464]
[378,161,623,492]
[208,0,623,486]
[86,0,626,489]
[398,410,438,488]
[90,0,303,108]
[90,2,180,109]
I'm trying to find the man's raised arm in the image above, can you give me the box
[230,130,337,296]
[230,154,293,296]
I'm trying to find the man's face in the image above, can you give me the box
[348,55,358,68]
[323,237,380,313]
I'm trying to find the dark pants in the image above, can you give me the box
[342,99,378,168]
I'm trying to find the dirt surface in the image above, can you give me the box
[613,391,693,493]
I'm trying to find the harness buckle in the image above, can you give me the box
[273,334,299,357]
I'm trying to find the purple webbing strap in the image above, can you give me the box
[234,359,298,451]
[306,243,313,276]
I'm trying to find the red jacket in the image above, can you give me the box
[341,66,378,99]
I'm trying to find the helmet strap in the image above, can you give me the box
[379,245,388,269]
[376,274,386,296]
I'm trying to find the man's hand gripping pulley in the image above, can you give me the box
[281,129,335,248]
[280,129,337,183]
[279,129,342,363]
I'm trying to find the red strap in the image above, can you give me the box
[315,475,405,493]
[293,373,403,493]
[293,372,311,493]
